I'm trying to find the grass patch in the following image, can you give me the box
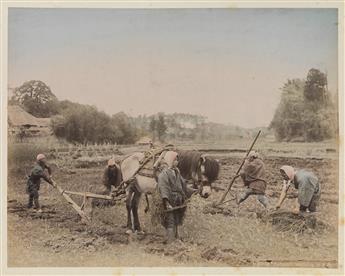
[8,142,51,175]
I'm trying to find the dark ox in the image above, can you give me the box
[177,150,220,198]
[120,150,220,233]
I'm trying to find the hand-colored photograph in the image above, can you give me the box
[2,3,343,275]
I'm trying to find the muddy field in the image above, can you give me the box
[7,144,339,269]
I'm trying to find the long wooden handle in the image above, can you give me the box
[63,190,114,200]
[216,130,261,205]
[52,181,91,222]
[163,204,187,212]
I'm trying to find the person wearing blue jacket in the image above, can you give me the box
[157,151,188,243]
[276,165,321,213]
[26,154,54,212]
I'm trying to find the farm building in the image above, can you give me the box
[135,136,152,145]
[8,105,51,137]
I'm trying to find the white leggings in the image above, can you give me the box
[238,188,269,208]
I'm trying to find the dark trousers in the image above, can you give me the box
[165,211,179,229]
[28,189,40,209]
[164,211,181,242]
[299,193,319,212]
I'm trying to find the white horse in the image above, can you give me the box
[121,150,220,233]
[121,151,163,232]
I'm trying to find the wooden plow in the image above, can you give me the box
[50,145,174,223]
[51,180,126,223]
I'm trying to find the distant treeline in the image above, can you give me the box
[51,103,137,145]
[133,113,255,143]
[269,68,338,142]
[11,68,337,145]
[9,81,136,144]
[10,80,253,144]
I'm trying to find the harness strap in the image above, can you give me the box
[137,171,155,178]
[113,146,174,197]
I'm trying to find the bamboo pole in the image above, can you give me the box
[215,130,261,206]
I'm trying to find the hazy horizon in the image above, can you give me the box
[8,8,338,128]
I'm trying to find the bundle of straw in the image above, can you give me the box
[263,211,325,234]
[150,188,166,227]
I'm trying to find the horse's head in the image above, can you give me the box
[198,156,220,198]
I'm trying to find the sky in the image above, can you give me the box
[8,8,338,128]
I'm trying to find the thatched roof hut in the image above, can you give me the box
[8,105,51,136]
[8,105,50,127]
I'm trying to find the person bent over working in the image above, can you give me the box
[236,151,270,208]
[275,165,321,213]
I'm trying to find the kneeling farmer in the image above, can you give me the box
[276,165,321,213]
[27,154,54,212]
[157,151,188,243]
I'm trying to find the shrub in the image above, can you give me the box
[51,105,138,145]
[270,79,305,141]
[8,142,50,175]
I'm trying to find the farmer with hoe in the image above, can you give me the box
[26,154,54,212]
[157,151,188,244]
[275,165,321,213]
[236,150,270,208]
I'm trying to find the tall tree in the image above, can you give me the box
[149,117,157,141]
[156,113,167,142]
[270,69,337,142]
[11,80,59,117]
[304,68,328,104]
[270,79,306,141]
[111,112,137,144]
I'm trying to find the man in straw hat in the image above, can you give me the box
[157,151,188,244]
[275,165,321,213]
[26,154,54,212]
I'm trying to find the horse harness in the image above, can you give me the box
[110,146,174,198]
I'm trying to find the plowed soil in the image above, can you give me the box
[7,149,339,268]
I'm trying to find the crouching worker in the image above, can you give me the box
[157,151,188,244]
[102,158,122,194]
[91,158,122,208]
[275,165,321,213]
[27,154,54,212]
[236,151,269,208]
